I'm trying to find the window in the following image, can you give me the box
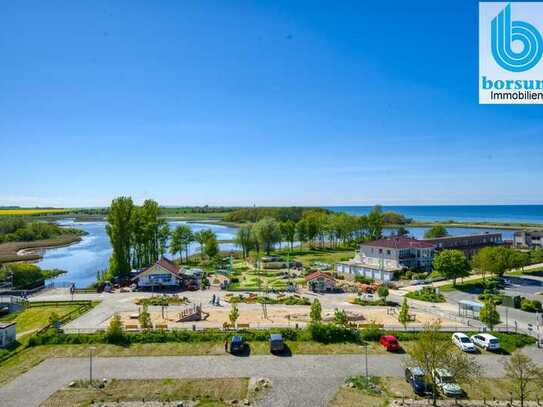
[386,250,391,255]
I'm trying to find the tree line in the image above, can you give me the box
[234,206,388,256]
[106,197,222,279]
[0,219,84,244]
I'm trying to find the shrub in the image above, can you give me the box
[105,314,125,344]
[309,323,361,344]
[354,275,373,284]
[405,287,445,303]
[520,298,542,313]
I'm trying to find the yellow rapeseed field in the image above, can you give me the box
[0,209,69,216]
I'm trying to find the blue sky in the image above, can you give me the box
[1,0,542,207]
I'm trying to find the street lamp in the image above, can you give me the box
[89,346,96,386]
[363,342,368,378]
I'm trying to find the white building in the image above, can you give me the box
[133,257,193,289]
[336,236,436,282]
[0,322,16,348]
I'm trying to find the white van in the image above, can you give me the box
[470,333,500,351]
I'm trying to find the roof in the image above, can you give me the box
[337,260,401,272]
[132,257,183,280]
[155,257,180,274]
[423,232,502,241]
[0,322,15,329]
[363,236,435,250]
[304,271,336,283]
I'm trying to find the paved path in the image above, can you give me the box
[2,350,539,407]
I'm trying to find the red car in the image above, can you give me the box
[380,335,400,352]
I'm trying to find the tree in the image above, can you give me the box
[334,308,348,326]
[253,217,281,255]
[407,321,480,406]
[296,219,309,248]
[367,205,384,240]
[48,312,61,330]
[194,229,214,259]
[504,351,543,407]
[424,225,448,238]
[171,225,196,262]
[229,303,240,327]
[473,246,517,279]
[398,297,410,329]
[310,298,322,324]
[204,233,219,258]
[531,248,543,264]
[170,225,184,261]
[236,225,254,258]
[479,298,500,330]
[396,226,409,237]
[432,249,470,286]
[106,196,134,278]
[138,303,152,330]
[105,313,125,344]
[158,223,170,257]
[377,285,389,302]
[280,220,296,250]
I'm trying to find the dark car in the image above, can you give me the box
[230,335,245,353]
[405,367,430,396]
[269,333,284,353]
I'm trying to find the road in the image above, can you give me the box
[1,349,543,407]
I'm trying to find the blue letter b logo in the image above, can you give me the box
[491,4,543,72]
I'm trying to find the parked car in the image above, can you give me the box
[432,368,463,397]
[269,333,285,353]
[452,332,476,352]
[470,333,500,351]
[405,367,431,396]
[230,335,245,354]
[380,335,401,352]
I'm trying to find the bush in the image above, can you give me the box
[354,275,373,284]
[309,323,361,344]
[520,298,542,313]
[405,287,445,303]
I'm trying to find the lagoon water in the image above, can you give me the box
[39,214,519,287]
[38,220,238,288]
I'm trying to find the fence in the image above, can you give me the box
[33,300,95,336]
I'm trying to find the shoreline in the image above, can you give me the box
[0,234,83,264]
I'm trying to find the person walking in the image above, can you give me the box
[224,338,229,353]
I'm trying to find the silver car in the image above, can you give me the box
[433,368,463,397]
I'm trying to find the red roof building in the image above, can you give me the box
[305,271,336,293]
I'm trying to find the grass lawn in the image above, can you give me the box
[330,377,543,406]
[229,270,305,291]
[281,247,355,268]
[0,304,82,341]
[330,377,414,407]
[42,378,251,407]
[439,278,487,293]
